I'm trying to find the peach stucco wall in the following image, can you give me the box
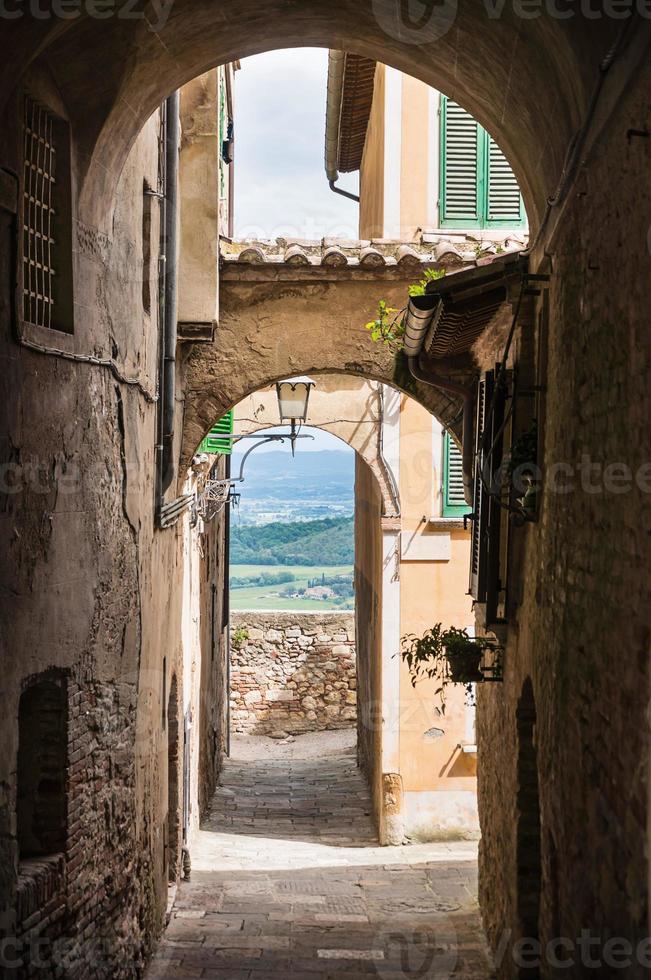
[359,64,385,240]
[397,395,478,839]
[399,74,431,241]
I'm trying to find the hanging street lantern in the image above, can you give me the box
[275,376,316,453]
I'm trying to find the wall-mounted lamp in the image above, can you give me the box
[275,376,315,454]
[196,377,316,520]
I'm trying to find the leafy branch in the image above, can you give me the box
[364,268,445,351]
[401,624,489,715]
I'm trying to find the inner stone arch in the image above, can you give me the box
[228,375,406,519]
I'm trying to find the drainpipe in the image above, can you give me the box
[225,66,236,239]
[324,51,360,204]
[403,296,474,506]
[161,90,180,495]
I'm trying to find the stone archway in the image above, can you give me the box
[2,3,612,231]
[224,375,401,517]
[180,254,484,471]
[2,8,651,977]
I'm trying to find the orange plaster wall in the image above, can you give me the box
[397,396,478,835]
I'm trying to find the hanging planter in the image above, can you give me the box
[401,625,502,714]
[445,646,484,684]
[508,421,539,521]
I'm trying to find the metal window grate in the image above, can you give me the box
[22,97,73,333]
[23,98,57,329]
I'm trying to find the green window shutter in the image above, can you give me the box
[440,98,481,227]
[440,96,524,229]
[198,410,234,455]
[485,136,524,227]
[442,431,471,517]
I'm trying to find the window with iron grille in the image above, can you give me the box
[442,432,471,517]
[22,96,74,333]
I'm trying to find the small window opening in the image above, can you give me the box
[22,96,74,333]
[17,678,68,860]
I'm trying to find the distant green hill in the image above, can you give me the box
[231,516,354,566]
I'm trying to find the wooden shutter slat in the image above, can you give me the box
[487,138,522,223]
[442,433,471,516]
[198,410,234,455]
[469,372,493,600]
[441,99,479,226]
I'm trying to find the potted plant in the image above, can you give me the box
[441,626,485,683]
[507,421,538,518]
[401,624,494,713]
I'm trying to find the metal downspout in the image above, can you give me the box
[161,90,180,494]
[324,51,360,204]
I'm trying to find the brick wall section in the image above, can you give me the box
[477,60,651,977]
[230,612,356,736]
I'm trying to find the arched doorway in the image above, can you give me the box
[196,374,478,845]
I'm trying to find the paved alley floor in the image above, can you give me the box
[146,732,494,979]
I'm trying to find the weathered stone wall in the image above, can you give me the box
[229,612,356,736]
[0,71,229,977]
[477,56,651,979]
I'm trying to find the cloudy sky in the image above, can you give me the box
[233,48,360,241]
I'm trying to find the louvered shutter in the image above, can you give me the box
[442,432,472,517]
[469,373,492,601]
[486,136,523,226]
[440,98,480,226]
[198,410,234,454]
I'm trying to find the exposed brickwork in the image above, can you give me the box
[477,58,651,977]
[0,86,179,979]
[167,676,181,883]
[230,613,356,736]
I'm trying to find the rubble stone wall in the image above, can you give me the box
[230,612,356,736]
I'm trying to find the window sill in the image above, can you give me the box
[19,320,77,353]
[426,517,469,530]
[16,853,66,928]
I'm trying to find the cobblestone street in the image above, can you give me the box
[147,734,493,979]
